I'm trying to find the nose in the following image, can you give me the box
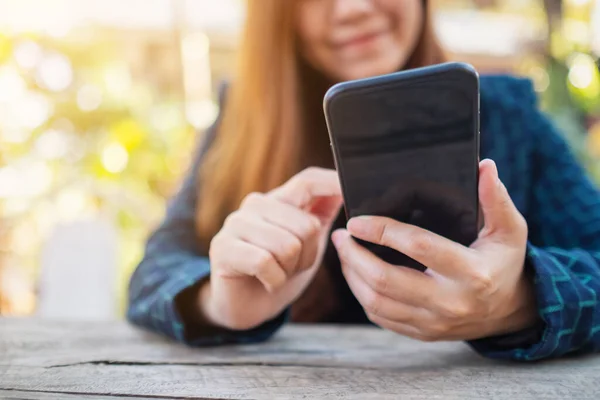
[331,0,374,23]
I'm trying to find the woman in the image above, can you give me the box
[128,0,600,361]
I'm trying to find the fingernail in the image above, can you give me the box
[347,216,371,236]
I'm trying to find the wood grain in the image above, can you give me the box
[1,318,599,399]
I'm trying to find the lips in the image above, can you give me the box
[335,31,385,50]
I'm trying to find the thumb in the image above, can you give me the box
[478,159,524,238]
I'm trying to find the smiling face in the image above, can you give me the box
[296,0,425,82]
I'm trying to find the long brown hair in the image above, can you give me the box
[196,0,445,249]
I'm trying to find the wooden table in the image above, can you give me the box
[1,319,599,399]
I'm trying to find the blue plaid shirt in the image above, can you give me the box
[128,76,600,361]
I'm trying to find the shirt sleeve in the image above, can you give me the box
[126,95,287,345]
[469,90,600,361]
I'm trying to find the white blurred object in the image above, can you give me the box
[35,53,74,92]
[0,1,546,59]
[592,0,600,56]
[435,10,543,57]
[37,218,118,320]
[0,0,243,33]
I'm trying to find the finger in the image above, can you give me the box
[332,229,439,308]
[269,167,342,210]
[341,255,431,324]
[345,216,475,279]
[214,237,287,292]
[241,194,322,271]
[241,192,322,239]
[478,159,525,238]
[371,312,484,342]
[227,213,302,275]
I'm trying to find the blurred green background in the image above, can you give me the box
[0,0,598,318]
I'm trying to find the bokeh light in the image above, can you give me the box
[567,52,600,111]
[0,65,27,103]
[36,52,73,92]
[185,100,218,130]
[56,189,91,221]
[17,92,53,130]
[35,129,71,160]
[101,143,129,174]
[77,84,103,111]
[568,53,597,89]
[0,159,53,199]
[14,40,43,69]
[103,65,132,102]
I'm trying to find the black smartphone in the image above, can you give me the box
[324,62,480,271]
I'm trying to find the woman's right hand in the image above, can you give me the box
[199,167,343,331]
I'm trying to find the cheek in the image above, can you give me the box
[295,3,330,69]
[381,0,423,47]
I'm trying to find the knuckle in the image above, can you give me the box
[374,221,388,245]
[208,234,224,260]
[470,269,494,294]
[223,210,242,227]
[441,300,472,319]
[294,167,326,187]
[252,250,275,273]
[281,237,302,262]
[418,290,435,308]
[363,290,382,316]
[301,166,322,178]
[371,267,388,294]
[241,192,264,208]
[209,232,233,258]
[406,231,433,257]
[366,313,376,324]
[366,312,382,327]
[301,216,322,239]
[425,322,451,339]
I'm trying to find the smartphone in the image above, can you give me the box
[324,62,480,271]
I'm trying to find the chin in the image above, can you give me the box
[336,54,408,81]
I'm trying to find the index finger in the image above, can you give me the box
[333,229,439,308]
[347,216,476,279]
[269,167,342,208]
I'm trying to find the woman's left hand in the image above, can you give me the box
[332,159,539,342]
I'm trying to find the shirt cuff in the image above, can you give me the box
[128,257,288,346]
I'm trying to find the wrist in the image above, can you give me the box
[198,280,274,331]
[488,263,539,337]
[506,274,539,333]
[197,278,221,327]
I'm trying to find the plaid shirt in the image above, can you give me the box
[128,76,600,361]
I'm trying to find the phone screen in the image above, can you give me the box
[326,66,480,270]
